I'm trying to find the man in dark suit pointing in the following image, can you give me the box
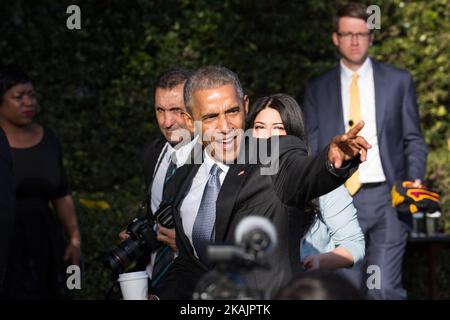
[157,65,371,299]
[303,3,428,299]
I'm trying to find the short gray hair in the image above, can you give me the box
[184,66,244,115]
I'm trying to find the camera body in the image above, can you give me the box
[103,204,174,276]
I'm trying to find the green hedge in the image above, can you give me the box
[1,0,448,299]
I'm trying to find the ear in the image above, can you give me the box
[182,111,194,134]
[332,32,339,47]
[243,95,249,115]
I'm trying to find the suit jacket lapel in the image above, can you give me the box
[149,138,166,174]
[372,60,388,137]
[215,163,247,242]
[145,136,167,192]
[331,65,346,134]
[169,143,207,268]
[165,140,204,206]
[168,162,208,270]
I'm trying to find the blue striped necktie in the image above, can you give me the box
[192,164,222,265]
[152,154,177,286]
[163,156,177,193]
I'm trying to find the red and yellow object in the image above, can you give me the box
[391,181,441,215]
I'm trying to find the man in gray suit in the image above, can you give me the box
[303,3,427,299]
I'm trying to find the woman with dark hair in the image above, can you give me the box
[0,66,81,299]
[247,94,308,141]
[247,93,365,270]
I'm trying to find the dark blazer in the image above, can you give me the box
[158,135,357,299]
[0,128,15,292]
[141,135,167,191]
[131,135,166,271]
[303,59,428,187]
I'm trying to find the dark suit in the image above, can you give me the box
[142,135,167,191]
[0,128,15,294]
[303,59,428,299]
[158,135,357,299]
[133,135,167,272]
[107,135,167,300]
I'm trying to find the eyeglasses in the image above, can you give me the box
[337,32,371,39]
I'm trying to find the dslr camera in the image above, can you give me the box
[103,203,174,276]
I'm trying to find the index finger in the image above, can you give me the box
[346,120,365,137]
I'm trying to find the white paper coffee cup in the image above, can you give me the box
[117,271,148,300]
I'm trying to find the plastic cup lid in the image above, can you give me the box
[118,271,148,280]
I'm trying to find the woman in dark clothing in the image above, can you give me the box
[0,66,81,299]
[0,127,15,296]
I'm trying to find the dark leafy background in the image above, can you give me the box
[1,0,448,299]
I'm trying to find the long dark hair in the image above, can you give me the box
[246,93,308,143]
[247,93,322,228]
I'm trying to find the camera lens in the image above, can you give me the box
[104,238,143,275]
[103,216,162,275]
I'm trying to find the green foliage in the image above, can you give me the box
[1,0,448,299]
[426,148,450,232]
[404,243,450,299]
[71,179,143,299]
[369,0,450,150]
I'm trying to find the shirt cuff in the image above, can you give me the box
[326,159,358,178]
[339,240,366,266]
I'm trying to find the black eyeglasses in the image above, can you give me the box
[337,31,371,39]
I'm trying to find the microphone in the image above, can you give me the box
[207,216,277,264]
[235,216,277,256]
[196,216,277,300]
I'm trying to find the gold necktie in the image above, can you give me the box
[344,73,362,196]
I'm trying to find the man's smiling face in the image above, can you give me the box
[191,84,247,163]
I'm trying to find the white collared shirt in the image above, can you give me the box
[340,58,386,183]
[150,136,198,214]
[179,150,229,258]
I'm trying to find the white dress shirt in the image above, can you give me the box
[340,58,386,183]
[146,136,198,277]
[150,137,198,213]
[179,150,229,258]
